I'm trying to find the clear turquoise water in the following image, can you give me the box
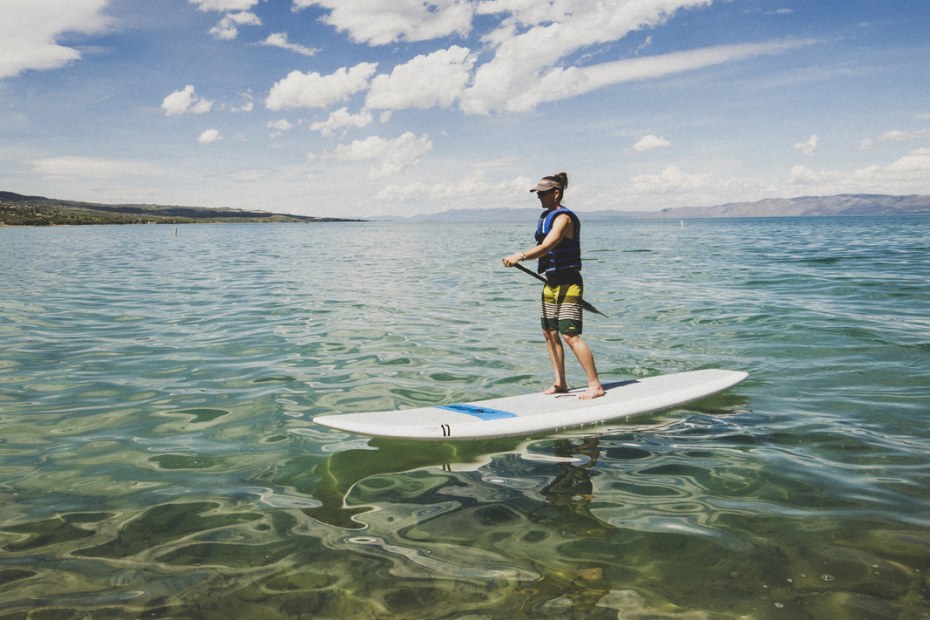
[1,218,928,618]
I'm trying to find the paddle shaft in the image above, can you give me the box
[513,262,547,284]
[512,263,608,317]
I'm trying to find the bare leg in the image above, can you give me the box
[562,333,605,399]
[543,329,569,394]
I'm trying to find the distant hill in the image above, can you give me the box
[402,194,930,222]
[598,193,930,219]
[0,191,359,226]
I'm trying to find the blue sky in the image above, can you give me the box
[1,0,929,218]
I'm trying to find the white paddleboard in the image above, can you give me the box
[314,368,748,440]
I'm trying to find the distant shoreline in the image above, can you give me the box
[397,193,930,222]
[0,191,362,226]
[3,190,930,226]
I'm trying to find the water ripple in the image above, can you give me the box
[1,218,929,617]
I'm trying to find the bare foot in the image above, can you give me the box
[544,384,569,395]
[578,384,605,400]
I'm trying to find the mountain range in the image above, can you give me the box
[403,193,930,222]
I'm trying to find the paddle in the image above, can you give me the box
[512,263,608,317]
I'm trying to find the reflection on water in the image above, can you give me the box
[1,219,929,617]
[284,436,524,529]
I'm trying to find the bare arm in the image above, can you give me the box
[502,213,573,267]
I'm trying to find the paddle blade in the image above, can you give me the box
[581,300,608,317]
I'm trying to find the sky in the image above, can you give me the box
[1,0,929,219]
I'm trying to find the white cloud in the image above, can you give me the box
[880,129,930,141]
[628,165,711,194]
[265,63,378,111]
[0,0,113,79]
[162,85,214,116]
[787,148,930,194]
[187,0,261,39]
[198,129,222,144]
[367,46,474,111]
[209,11,261,40]
[310,107,373,137]
[294,0,473,45]
[228,168,272,182]
[793,134,818,157]
[188,0,257,10]
[267,119,294,131]
[229,91,254,112]
[385,175,520,200]
[282,2,810,117]
[633,134,671,152]
[462,0,713,113]
[885,147,930,173]
[606,146,930,212]
[375,173,520,213]
[328,132,433,177]
[462,38,811,114]
[261,33,318,57]
[27,156,160,179]
[785,164,868,194]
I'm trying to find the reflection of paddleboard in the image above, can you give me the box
[314,368,748,440]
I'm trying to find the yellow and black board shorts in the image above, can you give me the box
[540,275,584,335]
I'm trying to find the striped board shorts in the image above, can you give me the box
[540,281,584,334]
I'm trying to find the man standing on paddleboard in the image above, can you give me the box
[502,172,605,400]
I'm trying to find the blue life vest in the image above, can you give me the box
[535,206,581,275]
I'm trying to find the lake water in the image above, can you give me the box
[1,217,928,618]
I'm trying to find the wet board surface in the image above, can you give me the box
[313,368,748,440]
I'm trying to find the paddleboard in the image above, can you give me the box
[314,368,748,440]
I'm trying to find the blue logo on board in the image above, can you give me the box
[437,404,518,421]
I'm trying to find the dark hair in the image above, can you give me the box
[545,172,568,193]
